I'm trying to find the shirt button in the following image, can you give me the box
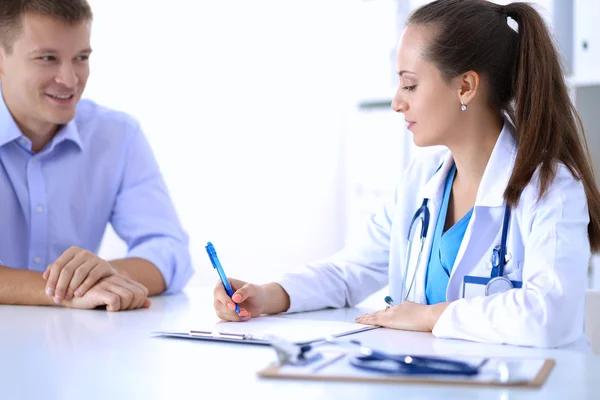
[34,257,41,264]
[36,206,43,213]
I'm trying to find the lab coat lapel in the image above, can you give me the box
[447,121,518,299]
[408,153,454,303]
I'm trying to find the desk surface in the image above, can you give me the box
[1,285,598,400]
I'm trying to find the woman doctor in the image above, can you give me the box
[213,0,600,348]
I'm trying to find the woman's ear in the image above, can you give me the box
[457,70,480,108]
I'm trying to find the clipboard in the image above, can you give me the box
[153,329,271,345]
[152,316,379,345]
[258,351,556,388]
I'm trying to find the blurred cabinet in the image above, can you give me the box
[573,0,600,83]
[575,83,600,289]
[570,0,600,288]
[343,108,413,244]
[344,1,432,244]
[343,0,407,244]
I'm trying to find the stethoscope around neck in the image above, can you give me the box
[400,198,513,301]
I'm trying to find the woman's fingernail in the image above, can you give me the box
[227,302,234,310]
[75,290,82,297]
[46,287,54,296]
[53,296,62,304]
[241,316,249,321]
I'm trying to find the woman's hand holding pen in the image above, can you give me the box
[213,278,264,322]
[213,279,291,322]
[355,301,451,332]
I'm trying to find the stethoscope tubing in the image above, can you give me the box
[402,198,511,300]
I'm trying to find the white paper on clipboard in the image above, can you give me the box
[153,316,378,345]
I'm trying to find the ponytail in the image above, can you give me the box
[503,3,600,252]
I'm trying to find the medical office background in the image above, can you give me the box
[85,0,600,292]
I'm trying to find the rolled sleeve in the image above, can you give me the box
[127,237,193,294]
[111,121,194,294]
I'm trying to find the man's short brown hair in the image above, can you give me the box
[0,0,93,53]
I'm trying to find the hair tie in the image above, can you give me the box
[502,6,518,33]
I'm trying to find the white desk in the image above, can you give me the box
[1,285,598,400]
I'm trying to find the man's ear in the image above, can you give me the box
[456,70,480,108]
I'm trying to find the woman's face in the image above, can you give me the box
[392,24,464,148]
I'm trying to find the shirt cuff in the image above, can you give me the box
[127,239,194,294]
[431,299,460,338]
[276,273,318,313]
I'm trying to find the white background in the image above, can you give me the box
[86,0,600,289]
[86,0,383,286]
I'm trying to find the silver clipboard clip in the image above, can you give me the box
[151,330,271,344]
[189,330,257,340]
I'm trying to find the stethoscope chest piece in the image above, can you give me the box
[485,276,514,295]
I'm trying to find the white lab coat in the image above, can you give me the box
[278,121,591,349]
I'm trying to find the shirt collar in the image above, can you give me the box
[48,118,84,153]
[0,85,84,152]
[0,91,23,148]
[420,151,455,206]
[475,119,517,207]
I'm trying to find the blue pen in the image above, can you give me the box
[206,242,240,315]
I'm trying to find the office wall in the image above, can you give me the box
[86,0,364,285]
[86,0,600,290]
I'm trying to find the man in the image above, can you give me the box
[0,0,193,311]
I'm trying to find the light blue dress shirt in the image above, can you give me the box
[425,164,473,305]
[0,90,193,294]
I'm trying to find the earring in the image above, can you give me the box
[461,102,467,112]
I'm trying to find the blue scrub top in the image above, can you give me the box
[424,164,473,305]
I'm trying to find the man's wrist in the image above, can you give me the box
[30,270,57,306]
[108,263,126,277]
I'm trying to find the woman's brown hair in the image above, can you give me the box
[409,0,600,252]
